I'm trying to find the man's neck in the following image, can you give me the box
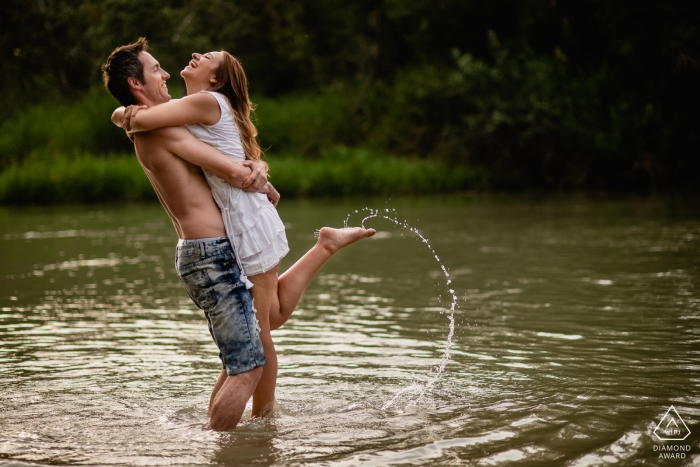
[135,97,160,107]
[132,90,166,108]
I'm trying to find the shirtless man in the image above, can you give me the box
[101,39,375,431]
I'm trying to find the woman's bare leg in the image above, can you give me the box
[247,266,279,417]
[236,227,375,418]
[269,227,375,330]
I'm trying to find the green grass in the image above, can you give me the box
[268,147,472,197]
[0,155,157,205]
[253,86,360,155]
[0,86,359,167]
[0,85,472,205]
[0,148,472,205]
[0,88,132,168]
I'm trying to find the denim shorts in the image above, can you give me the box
[175,237,266,376]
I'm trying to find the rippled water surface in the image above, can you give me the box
[1,196,699,466]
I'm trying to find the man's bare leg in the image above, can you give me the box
[208,366,263,431]
[248,267,280,417]
[208,368,228,416]
[269,227,375,330]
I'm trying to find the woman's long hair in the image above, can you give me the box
[210,51,266,167]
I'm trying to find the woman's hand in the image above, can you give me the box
[266,183,280,207]
[122,105,148,132]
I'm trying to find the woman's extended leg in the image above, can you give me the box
[246,227,375,417]
[269,227,375,330]
[247,265,279,417]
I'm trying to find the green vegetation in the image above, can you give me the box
[0,89,132,169]
[0,155,155,205]
[255,87,360,156]
[0,83,470,204]
[1,0,699,202]
[0,85,465,204]
[269,147,471,197]
[0,149,470,205]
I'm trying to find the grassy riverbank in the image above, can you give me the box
[0,149,471,205]
[0,87,472,205]
[0,155,155,205]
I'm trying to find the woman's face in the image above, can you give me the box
[180,51,224,86]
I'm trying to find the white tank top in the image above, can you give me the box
[185,91,247,162]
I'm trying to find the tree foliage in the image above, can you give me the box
[1,0,699,192]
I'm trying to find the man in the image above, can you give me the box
[101,38,374,431]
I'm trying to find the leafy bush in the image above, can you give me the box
[0,88,131,168]
[370,34,612,190]
[254,86,359,156]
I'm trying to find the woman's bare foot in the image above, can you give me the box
[317,227,376,254]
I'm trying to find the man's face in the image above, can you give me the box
[136,52,171,104]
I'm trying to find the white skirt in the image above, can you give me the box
[233,202,289,276]
[209,177,290,281]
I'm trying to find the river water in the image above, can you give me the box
[0,196,699,466]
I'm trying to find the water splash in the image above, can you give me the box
[343,208,458,411]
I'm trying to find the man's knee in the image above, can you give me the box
[218,366,263,396]
[248,366,264,384]
[234,365,264,392]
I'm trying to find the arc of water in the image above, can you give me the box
[343,208,458,410]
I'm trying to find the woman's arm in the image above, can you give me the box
[127,93,221,133]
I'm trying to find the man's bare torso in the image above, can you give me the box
[133,126,226,239]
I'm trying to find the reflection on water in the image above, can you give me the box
[1,196,699,466]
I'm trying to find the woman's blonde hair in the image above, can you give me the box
[210,51,266,167]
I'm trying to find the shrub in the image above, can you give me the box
[254,86,359,156]
[369,33,611,190]
[0,88,132,168]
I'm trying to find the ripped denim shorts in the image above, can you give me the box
[175,237,266,376]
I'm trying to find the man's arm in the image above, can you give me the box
[158,126,268,192]
[264,182,280,207]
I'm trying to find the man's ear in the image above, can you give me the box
[127,76,141,89]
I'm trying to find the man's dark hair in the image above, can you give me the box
[101,37,149,106]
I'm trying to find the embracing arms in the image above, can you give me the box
[112,94,279,205]
[154,127,279,205]
[111,93,220,132]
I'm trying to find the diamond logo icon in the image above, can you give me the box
[654,406,691,441]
